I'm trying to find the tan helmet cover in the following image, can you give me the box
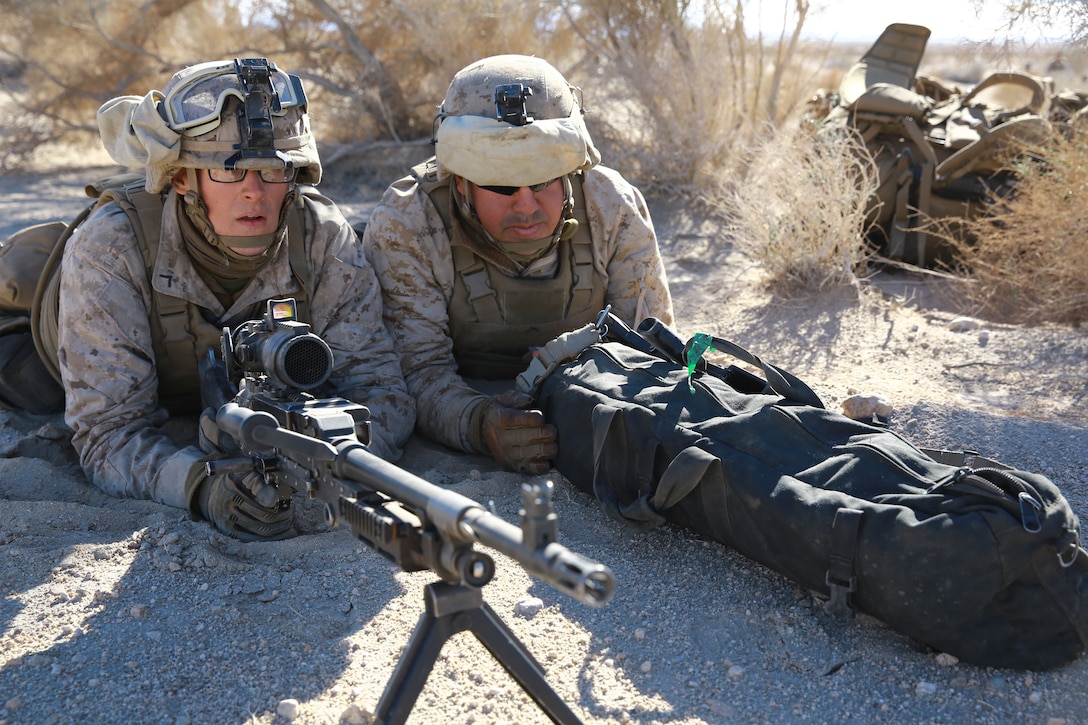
[97,62,321,193]
[435,55,600,187]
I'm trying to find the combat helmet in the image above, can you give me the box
[98,58,321,193]
[434,55,600,187]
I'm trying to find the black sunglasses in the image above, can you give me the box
[477,178,558,196]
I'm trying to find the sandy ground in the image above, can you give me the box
[1,149,1087,725]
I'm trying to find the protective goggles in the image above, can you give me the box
[161,58,306,137]
[477,178,559,196]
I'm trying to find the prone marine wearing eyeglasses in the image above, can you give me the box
[58,59,414,540]
[363,55,674,474]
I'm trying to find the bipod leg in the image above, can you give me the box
[373,580,583,725]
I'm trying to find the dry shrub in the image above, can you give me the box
[0,0,286,167]
[955,130,1088,325]
[565,0,833,199]
[729,124,878,291]
[279,0,583,146]
[0,0,578,168]
[0,0,855,208]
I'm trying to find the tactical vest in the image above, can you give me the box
[410,159,605,379]
[34,175,311,415]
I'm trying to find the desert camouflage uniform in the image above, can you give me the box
[59,189,414,509]
[364,164,673,453]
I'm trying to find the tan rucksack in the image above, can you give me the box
[810,23,1084,267]
[0,218,83,413]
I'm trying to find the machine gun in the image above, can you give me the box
[199,299,614,725]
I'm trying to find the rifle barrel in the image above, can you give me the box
[217,403,614,607]
[335,442,614,608]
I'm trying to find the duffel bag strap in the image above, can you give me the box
[692,334,824,408]
[516,315,608,397]
[825,507,864,618]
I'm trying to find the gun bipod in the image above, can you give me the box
[373,579,584,725]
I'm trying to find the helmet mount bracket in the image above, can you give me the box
[495,84,534,127]
[226,58,292,170]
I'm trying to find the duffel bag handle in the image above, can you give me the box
[636,317,824,409]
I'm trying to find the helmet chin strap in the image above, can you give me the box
[178,180,292,279]
[558,174,578,241]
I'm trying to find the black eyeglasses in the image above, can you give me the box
[207,167,297,183]
[477,178,558,196]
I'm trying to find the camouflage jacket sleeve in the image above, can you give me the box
[59,194,412,510]
[582,166,674,329]
[301,192,415,461]
[59,203,203,509]
[363,176,488,453]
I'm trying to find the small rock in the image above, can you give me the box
[935,653,959,666]
[633,628,646,642]
[916,681,937,695]
[978,329,990,345]
[639,660,652,673]
[842,394,893,420]
[727,665,744,678]
[340,704,369,725]
[5,696,21,711]
[949,316,981,332]
[514,596,544,618]
[277,698,299,720]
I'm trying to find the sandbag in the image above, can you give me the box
[536,331,1088,670]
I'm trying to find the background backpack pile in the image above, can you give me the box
[808,23,1088,267]
[533,315,1088,670]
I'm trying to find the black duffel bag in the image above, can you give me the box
[534,318,1088,670]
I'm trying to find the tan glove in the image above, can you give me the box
[471,390,558,474]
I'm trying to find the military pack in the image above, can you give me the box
[0,197,103,413]
[809,23,1088,267]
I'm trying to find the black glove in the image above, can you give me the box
[184,458,296,542]
[472,390,558,475]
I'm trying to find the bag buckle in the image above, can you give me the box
[824,571,857,619]
[1018,491,1043,533]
